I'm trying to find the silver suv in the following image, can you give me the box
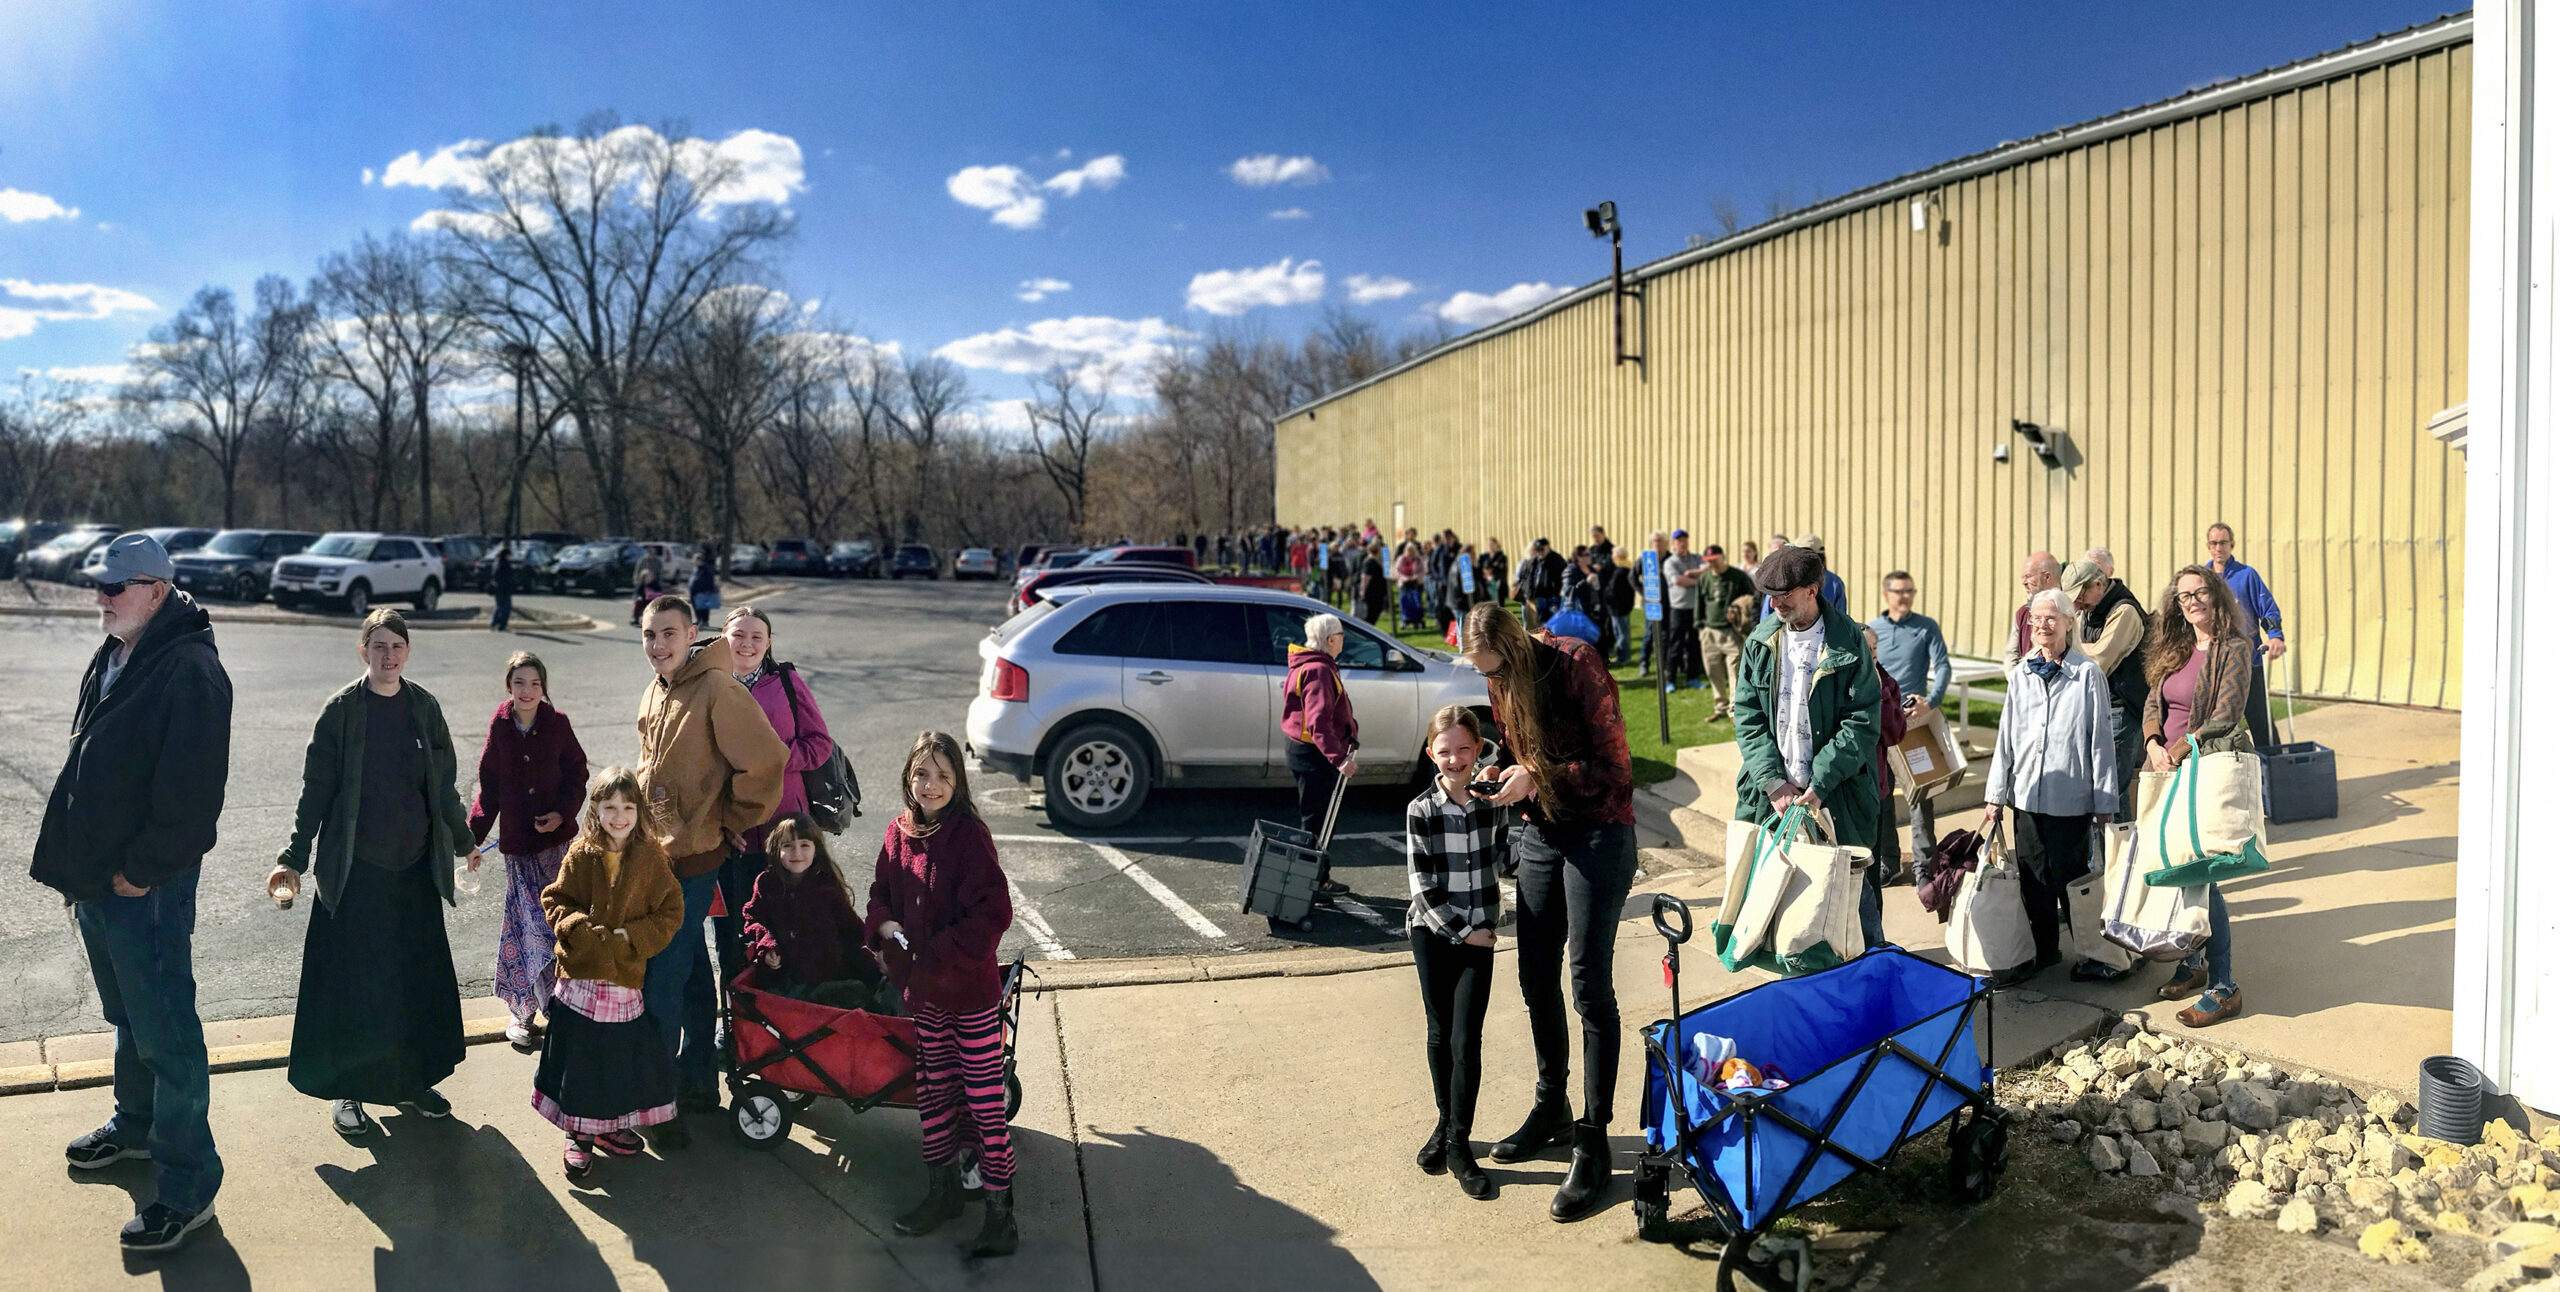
[967,584,1492,828]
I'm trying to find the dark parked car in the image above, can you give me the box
[0,520,66,570]
[549,541,644,597]
[890,545,940,580]
[435,535,488,590]
[18,525,121,583]
[172,529,319,602]
[474,539,559,593]
[764,538,822,576]
[828,540,881,578]
[77,527,215,588]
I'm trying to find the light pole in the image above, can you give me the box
[1587,200,1669,743]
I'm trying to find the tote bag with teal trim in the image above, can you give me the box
[2139,735,2271,888]
[1711,804,1868,976]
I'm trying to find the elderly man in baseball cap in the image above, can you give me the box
[2064,555,2152,812]
[29,533,235,1253]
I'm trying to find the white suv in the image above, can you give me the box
[269,532,445,616]
[967,584,1492,829]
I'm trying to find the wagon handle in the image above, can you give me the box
[1652,893,1693,945]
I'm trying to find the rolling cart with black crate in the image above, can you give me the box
[1239,771,1348,933]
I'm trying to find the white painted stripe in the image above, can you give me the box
[1005,877,1077,961]
[1332,896,1402,935]
[1089,843,1229,940]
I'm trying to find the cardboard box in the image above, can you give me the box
[1887,707,1968,799]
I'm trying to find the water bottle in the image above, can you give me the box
[456,842,492,897]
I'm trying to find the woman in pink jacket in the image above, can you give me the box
[718,607,837,983]
[1281,613,1359,903]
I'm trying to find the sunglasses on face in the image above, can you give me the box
[95,577,159,599]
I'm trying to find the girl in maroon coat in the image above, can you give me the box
[869,731,1017,1258]
[742,814,887,1011]
[467,652,589,1049]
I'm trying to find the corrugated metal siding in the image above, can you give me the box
[1276,40,2469,707]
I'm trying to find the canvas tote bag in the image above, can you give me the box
[2136,735,2268,883]
[2099,820,2212,960]
[1713,804,1869,975]
[1948,820,2036,975]
[2065,818,2133,972]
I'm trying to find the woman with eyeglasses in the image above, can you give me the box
[2141,566,2257,1027]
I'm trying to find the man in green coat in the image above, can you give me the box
[1732,545,1886,948]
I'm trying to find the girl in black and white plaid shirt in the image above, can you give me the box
[1406,705,1508,1201]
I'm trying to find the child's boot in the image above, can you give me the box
[894,1162,965,1236]
[967,1187,1017,1258]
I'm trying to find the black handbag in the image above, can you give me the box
[776,662,860,831]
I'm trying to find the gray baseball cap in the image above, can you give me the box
[2060,558,2107,595]
[96,534,174,584]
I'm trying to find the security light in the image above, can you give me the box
[1584,201,1618,238]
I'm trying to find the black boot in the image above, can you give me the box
[1416,1122,1448,1174]
[1549,1119,1613,1222]
[1447,1131,1494,1201]
[968,1187,1018,1258]
[894,1162,966,1237]
[1488,1093,1572,1164]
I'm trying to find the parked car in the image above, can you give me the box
[435,535,488,590]
[827,540,881,579]
[638,541,696,589]
[550,541,645,597]
[967,585,1490,829]
[890,545,940,580]
[18,525,121,583]
[270,532,445,615]
[1014,544,1047,572]
[170,529,318,602]
[75,527,215,588]
[0,520,66,570]
[1016,545,1093,592]
[524,530,585,550]
[473,539,559,593]
[763,538,822,576]
[1078,545,1199,571]
[1010,565,1213,614]
[954,548,1001,581]
[728,542,767,575]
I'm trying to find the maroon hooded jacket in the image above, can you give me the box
[1280,644,1358,764]
[466,700,588,856]
[743,864,864,988]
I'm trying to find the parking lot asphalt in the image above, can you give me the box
[0,577,1428,1044]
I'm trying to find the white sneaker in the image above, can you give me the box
[332,1100,376,1138]
[505,1019,536,1050]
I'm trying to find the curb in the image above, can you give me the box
[0,602,596,632]
[0,1016,516,1099]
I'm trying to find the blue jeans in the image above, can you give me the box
[1610,613,1632,663]
[2180,885,2236,992]
[75,869,220,1214]
[490,590,512,630]
[644,871,721,1097]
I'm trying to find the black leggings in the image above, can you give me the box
[1513,820,1639,1126]
[1285,741,1343,886]
[713,850,766,988]
[2017,812,2094,964]
[1411,929,1496,1138]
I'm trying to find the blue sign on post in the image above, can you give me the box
[1458,553,1476,594]
[1640,548,1664,621]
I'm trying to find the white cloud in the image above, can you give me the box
[0,279,157,340]
[1227,154,1330,187]
[947,154,1127,230]
[0,188,79,223]
[1016,277,1072,303]
[935,315,1184,392]
[1345,274,1416,304]
[380,126,805,225]
[1436,281,1568,327]
[27,362,132,385]
[1186,258,1325,316]
[1267,207,1310,220]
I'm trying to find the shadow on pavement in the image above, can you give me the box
[1079,1126,1383,1291]
[311,1114,618,1291]
[75,1162,255,1291]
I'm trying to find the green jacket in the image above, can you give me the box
[1731,599,1884,850]
[277,677,473,912]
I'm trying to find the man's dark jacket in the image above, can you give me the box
[31,593,233,902]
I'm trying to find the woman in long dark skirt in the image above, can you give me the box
[270,608,476,1138]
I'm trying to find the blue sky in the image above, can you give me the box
[0,0,2467,405]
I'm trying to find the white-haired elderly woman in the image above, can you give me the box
[1280,611,1360,904]
[1978,587,2122,985]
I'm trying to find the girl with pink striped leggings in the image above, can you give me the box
[866,731,1018,1258]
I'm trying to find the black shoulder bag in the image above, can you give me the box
[776,662,861,831]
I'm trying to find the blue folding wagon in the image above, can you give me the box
[1634,896,2010,1291]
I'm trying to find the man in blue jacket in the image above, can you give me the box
[2206,523,2286,749]
[29,534,234,1255]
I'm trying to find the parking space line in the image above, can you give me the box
[1005,877,1076,961]
[1087,843,1229,940]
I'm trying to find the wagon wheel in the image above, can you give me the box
[1947,1105,2010,1203]
[1715,1232,1812,1292]
[779,1089,816,1111]
[1633,1163,1673,1244]
[731,1081,793,1150]
[1005,1068,1025,1120]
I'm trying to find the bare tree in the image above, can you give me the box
[655,285,799,562]
[437,114,789,535]
[1020,361,1115,539]
[1708,195,1743,237]
[890,354,968,541]
[754,369,861,542]
[833,343,904,547]
[126,278,302,526]
[310,247,419,528]
[0,375,91,516]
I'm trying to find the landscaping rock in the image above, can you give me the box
[2367,1128,2416,1175]
[2492,1222,2560,1259]
[2182,1120,2231,1156]
[2223,1179,2277,1220]
[2127,1143,2162,1178]
[2090,1135,2128,1173]
[2277,1196,2321,1234]
[2367,1092,2409,1125]
[2347,1177,2396,1214]
[2047,1118,2083,1145]
[2466,1258,2536,1292]
[2125,1099,2160,1134]
[2222,1082,2280,1132]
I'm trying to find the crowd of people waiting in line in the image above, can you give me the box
[26,533,1023,1258]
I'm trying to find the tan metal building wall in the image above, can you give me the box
[1278,21,2470,707]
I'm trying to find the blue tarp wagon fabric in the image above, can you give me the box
[1641,948,1989,1233]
